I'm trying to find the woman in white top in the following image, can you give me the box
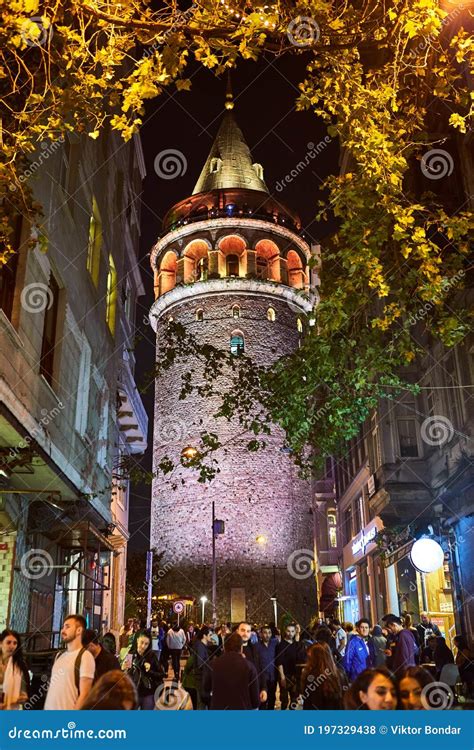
[0,629,29,710]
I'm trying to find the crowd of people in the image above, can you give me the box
[0,610,472,711]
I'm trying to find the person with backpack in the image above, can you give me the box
[44,615,95,710]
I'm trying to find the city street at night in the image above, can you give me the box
[0,1,473,747]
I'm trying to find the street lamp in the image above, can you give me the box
[200,595,207,623]
[256,534,267,545]
[181,445,198,461]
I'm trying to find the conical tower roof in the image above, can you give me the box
[192,109,269,195]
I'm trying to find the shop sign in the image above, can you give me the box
[352,525,377,556]
[382,539,414,568]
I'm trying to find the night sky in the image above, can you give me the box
[128,53,340,553]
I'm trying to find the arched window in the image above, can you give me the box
[267,307,276,322]
[195,309,204,321]
[226,254,239,277]
[232,305,240,319]
[327,511,338,548]
[297,318,303,333]
[230,333,244,356]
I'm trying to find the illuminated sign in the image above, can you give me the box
[351,524,377,556]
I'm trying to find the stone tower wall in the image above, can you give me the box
[151,281,316,624]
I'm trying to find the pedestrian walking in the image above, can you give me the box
[344,668,398,710]
[191,626,212,709]
[369,625,387,667]
[398,666,434,710]
[300,642,344,710]
[237,622,267,704]
[0,629,30,710]
[83,629,120,682]
[342,618,373,682]
[331,619,347,660]
[431,636,454,679]
[166,623,186,681]
[257,626,278,710]
[81,670,138,710]
[203,633,260,710]
[44,615,95,710]
[101,632,117,656]
[181,650,198,709]
[382,614,418,672]
[454,635,474,698]
[127,631,164,710]
[275,623,299,710]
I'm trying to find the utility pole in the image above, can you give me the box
[212,501,217,625]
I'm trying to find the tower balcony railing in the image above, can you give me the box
[162,206,303,238]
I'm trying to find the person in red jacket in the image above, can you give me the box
[383,614,418,673]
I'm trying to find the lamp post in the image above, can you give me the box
[200,595,207,624]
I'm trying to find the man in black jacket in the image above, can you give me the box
[83,629,120,682]
[203,633,260,710]
[237,622,267,705]
[275,623,299,709]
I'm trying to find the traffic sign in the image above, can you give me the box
[173,600,185,614]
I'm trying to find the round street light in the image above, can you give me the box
[256,535,267,545]
[410,537,444,573]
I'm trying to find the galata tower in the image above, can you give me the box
[149,88,319,625]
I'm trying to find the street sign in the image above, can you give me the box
[173,600,185,614]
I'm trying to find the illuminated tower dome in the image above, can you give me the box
[149,90,319,624]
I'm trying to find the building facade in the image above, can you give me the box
[0,128,147,646]
[149,99,319,624]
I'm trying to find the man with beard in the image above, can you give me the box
[44,615,95,710]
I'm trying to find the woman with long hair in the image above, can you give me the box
[0,629,30,710]
[126,631,164,710]
[344,668,398,710]
[81,670,137,710]
[300,642,344,709]
[398,666,434,709]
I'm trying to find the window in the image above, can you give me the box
[230,333,244,356]
[105,254,117,336]
[232,305,240,319]
[369,413,382,470]
[297,318,303,333]
[267,307,276,322]
[343,507,353,546]
[40,274,61,386]
[226,254,239,277]
[327,511,337,548]
[397,419,419,458]
[97,387,109,468]
[253,162,264,180]
[75,335,91,436]
[353,496,363,531]
[197,257,208,281]
[0,215,22,320]
[210,157,222,174]
[87,196,102,287]
[196,308,204,321]
[256,256,268,280]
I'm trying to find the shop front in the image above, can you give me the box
[341,516,384,626]
[381,534,456,646]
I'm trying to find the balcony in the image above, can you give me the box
[117,355,148,454]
